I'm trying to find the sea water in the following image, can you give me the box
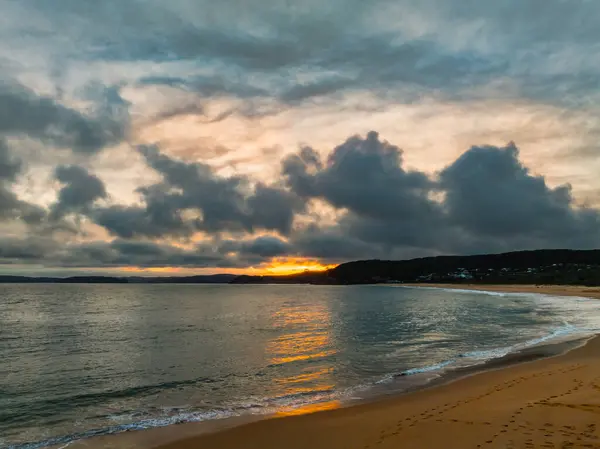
[2,283,600,448]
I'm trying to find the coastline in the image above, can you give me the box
[400,283,600,299]
[53,283,600,449]
[137,334,600,449]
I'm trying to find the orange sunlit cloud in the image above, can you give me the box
[100,257,337,277]
[251,258,338,276]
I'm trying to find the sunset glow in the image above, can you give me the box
[2,1,600,277]
[253,258,338,276]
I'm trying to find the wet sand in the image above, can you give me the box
[66,284,600,449]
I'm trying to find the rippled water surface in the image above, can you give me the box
[2,284,600,448]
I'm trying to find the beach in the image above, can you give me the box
[66,284,600,449]
[143,336,600,449]
[402,283,600,300]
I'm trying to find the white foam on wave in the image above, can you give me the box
[377,320,597,388]
[399,285,600,304]
[399,285,509,297]
[10,389,354,449]
[400,360,455,376]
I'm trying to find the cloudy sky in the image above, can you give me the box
[1,0,600,276]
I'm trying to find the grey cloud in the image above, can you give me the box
[291,227,375,261]
[139,144,252,233]
[51,165,107,219]
[439,142,600,246]
[139,145,304,235]
[247,184,305,236]
[8,0,600,114]
[0,139,46,224]
[221,235,292,258]
[92,202,192,239]
[81,132,600,267]
[4,130,600,270]
[0,81,128,154]
[284,132,600,261]
[0,139,22,182]
[284,131,438,221]
[91,145,305,239]
[0,236,276,269]
[0,237,57,262]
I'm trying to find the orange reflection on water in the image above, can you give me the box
[275,367,333,386]
[267,303,338,413]
[267,305,335,367]
[268,330,334,365]
[275,400,342,417]
[270,350,337,365]
[271,307,331,327]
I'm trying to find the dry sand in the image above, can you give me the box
[75,285,600,449]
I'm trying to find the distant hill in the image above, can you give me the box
[3,249,600,285]
[327,249,600,285]
[0,274,237,284]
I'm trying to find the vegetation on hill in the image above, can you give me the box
[3,250,600,285]
[327,249,600,285]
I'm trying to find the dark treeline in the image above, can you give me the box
[327,249,600,285]
[3,250,600,285]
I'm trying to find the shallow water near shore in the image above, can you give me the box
[2,284,600,449]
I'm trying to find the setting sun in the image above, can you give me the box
[252,258,338,276]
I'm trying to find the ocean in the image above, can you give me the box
[2,284,600,449]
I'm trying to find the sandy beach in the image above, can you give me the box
[151,337,600,449]
[67,285,600,449]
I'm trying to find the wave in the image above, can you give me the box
[389,322,594,382]
[399,285,600,303]
[5,408,236,449]
[5,388,348,449]
[12,321,597,449]
[399,285,510,297]
[3,376,225,427]
[9,290,600,449]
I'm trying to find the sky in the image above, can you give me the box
[1,0,600,276]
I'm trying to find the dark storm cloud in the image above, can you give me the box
[77,132,600,267]
[93,196,193,240]
[247,184,304,236]
[290,227,375,260]
[91,145,305,239]
[284,131,435,219]
[439,143,600,247]
[4,129,600,270]
[0,81,128,154]
[51,165,107,219]
[282,132,600,262]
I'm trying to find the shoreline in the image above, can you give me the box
[399,283,600,299]
[151,334,600,449]
[49,283,600,449]
[48,337,594,449]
